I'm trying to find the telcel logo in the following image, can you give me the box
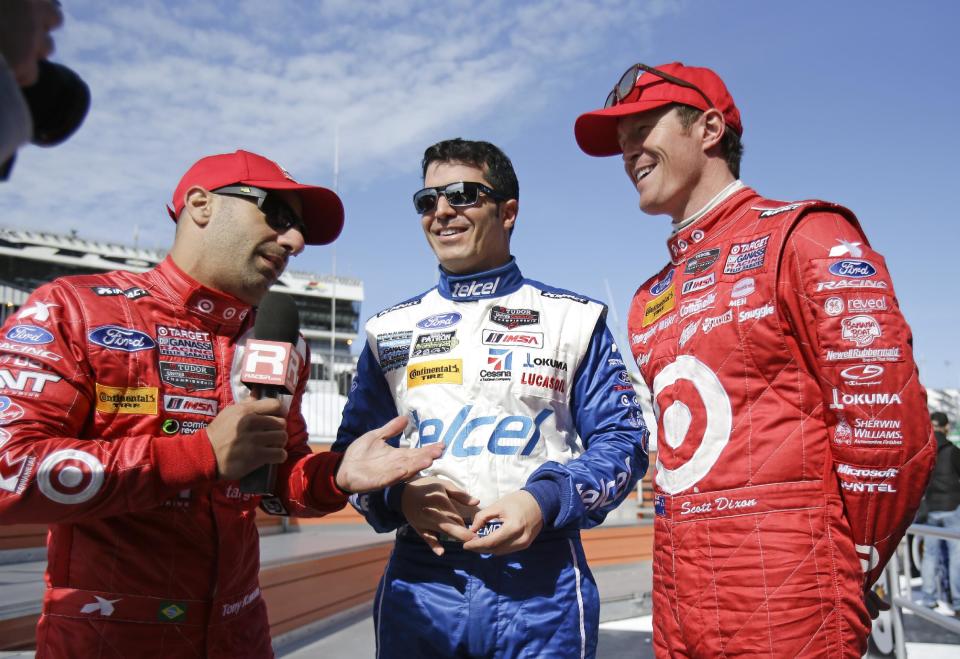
[451,277,500,298]
[416,404,553,457]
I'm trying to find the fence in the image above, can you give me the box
[877,523,960,657]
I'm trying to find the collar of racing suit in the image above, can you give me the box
[148,256,254,331]
[436,256,524,301]
[666,183,756,266]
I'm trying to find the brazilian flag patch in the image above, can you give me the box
[158,602,187,623]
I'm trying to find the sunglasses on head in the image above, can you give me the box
[604,63,716,110]
[213,185,306,236]
[413,181,506,214]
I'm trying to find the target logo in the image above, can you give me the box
[652,356,732,494]
[37,450,104,504]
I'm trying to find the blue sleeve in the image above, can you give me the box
[522,316,649,530]
[331,342,407,532]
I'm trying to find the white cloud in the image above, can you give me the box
[2,0,680,247]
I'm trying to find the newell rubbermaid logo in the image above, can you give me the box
[5,325,54,345]
[89,326,156,352]
[828,260,877,278]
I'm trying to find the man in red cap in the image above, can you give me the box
[575,63,935,656]
[0,149,442,657]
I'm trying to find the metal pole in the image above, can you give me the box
[886,545,908,659]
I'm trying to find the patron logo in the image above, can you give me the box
[5,325,54,345]
[841,315,882,347]
[416,312,462,330]
[407,359,462,388]
[490,306,540,329]
[89,326,156,353]
[828,259,877,278]
[411,331,458,358]
[0,368,61,396]
[159,361,217,391]
[681,272,715,295]
[724,235,769,274]
[482,330,543,349]
[684,248,720,274]
[451,277,500,298]
[95,384,158,414]
[163,394,218,417]
[156,325,214,361]
[93,286,150,299]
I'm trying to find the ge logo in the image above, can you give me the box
[652,355,732,494]
[37,449,105,504]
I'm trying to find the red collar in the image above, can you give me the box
[149,257,253,329]
[666,186,757,265]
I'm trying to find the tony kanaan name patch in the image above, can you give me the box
[95,384,158,414]
[407,359,462,388]
[489,307,540,329]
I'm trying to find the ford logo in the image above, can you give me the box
[649,269,675,296]
[5,324,54,345]
[828,259,877,279]
[88,325,156,352]
[416,312,462,330]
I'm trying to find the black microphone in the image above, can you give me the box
[239,292,302,494]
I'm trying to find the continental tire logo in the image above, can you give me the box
[407,359,462,388]
[95,384,158,414]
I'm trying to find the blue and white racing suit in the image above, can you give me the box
[333,257,648,659]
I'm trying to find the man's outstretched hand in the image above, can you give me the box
[334,416,443,493]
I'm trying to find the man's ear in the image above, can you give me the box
[701,108,726,151]
[501,198,518,232]
[182,186,214,227]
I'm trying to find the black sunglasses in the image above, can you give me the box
[413,181,506,214]
[213,185,306,236]
[604,63,716,110]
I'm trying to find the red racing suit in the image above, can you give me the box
[627,186,935,657]
[0,257,348,658]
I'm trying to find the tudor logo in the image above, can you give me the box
[653,356,732,494]
[37,449,105,504]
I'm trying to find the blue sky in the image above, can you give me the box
[3,0,958,388]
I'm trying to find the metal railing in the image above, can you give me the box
[880,523,960,657]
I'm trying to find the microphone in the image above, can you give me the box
[239,292,303,494]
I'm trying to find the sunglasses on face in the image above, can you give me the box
[604,63,716,110]
[413,181,506,214]
[213,185,306,237]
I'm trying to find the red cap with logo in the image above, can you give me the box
[575,62,742,157]
[167,150,344,245]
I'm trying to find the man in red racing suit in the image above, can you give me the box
[0,150,440,658]
[575,62,935,656]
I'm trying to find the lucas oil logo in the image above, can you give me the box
[414,404,553,457]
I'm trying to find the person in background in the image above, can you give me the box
[0,149,442,658]
[575,61,935,656]
[919,411,960,613]
[333,138,648,658]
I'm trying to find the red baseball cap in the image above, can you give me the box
[167,150,344,245]
[575,62,742,157]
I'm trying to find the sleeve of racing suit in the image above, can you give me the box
[270,340,350,516]
[522,315,649,530]
[0,282,218,524]
[779,211,936,586]
[329,341,406,532]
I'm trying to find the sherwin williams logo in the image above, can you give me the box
[829,260,877,278]
[95,384,158,414]
[5,325,54,345]
[89,326,156,352]
[416,312,462,330]
[406,359,462,388]
[649,269,674,296]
